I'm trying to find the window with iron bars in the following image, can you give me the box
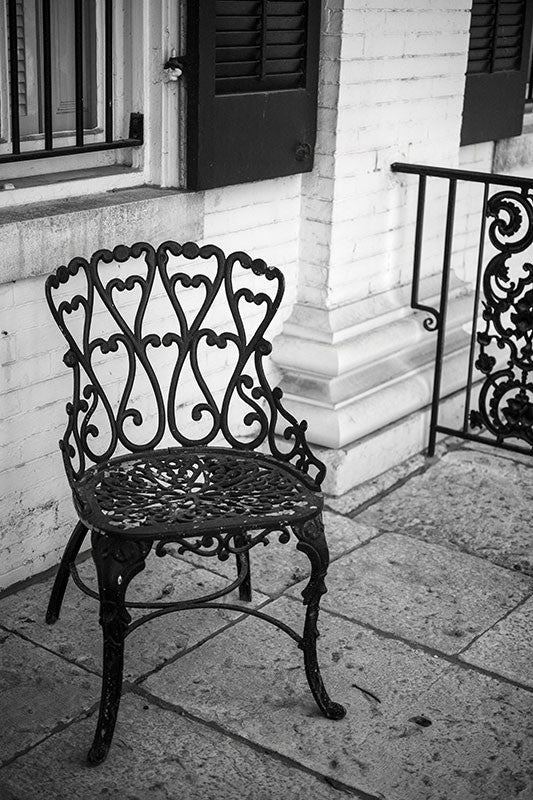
[0,0,143,172]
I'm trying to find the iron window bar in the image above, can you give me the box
[2,0,142,165]
[391,161,533,459]
[527,44,533,102]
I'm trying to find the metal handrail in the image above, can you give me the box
[392,162,533,189]
[391,161,533,458]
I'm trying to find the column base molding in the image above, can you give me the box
[273,283,477,492]
[314,389,466,497]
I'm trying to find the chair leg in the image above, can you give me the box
[293,515,346,721]
[46,521,88,624]
[87,533,151,765]
[234,533,252,602]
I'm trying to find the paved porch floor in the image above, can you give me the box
[1,442,532,800]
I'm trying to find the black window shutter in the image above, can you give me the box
[186,1,322,190]
[461,0,533,146]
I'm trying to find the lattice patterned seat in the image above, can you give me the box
[45,240,346,764]
[76,448,322,537]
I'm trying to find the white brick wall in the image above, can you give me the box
[451,142,495,286]
[296,0,472,312]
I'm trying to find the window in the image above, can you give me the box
[12,0,97,138]
[0,0,142,175]
[0,1,321,195]
[186,0,322,190]
[461,0,533,145]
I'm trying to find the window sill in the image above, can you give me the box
[0,184,204,283]
[0,165,146,209]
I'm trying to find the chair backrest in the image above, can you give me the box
[46,241,325,489]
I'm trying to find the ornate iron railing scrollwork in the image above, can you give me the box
[469,189,533,446]
[391,162,533,457]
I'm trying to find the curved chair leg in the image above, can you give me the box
[46,521,88,624]
[234,533,252,602]
[293,516,346,720]
[87,533,151,765]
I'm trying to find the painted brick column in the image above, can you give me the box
[273,0,473,494]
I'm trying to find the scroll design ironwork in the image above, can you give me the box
[46,241,326,488]
[470,190,533,448]
[77,448,320,538]
[156,523,293,562]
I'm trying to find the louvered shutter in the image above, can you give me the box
[13,0,27,116]
[7,0,40,136]
[461,0,533,145]
[6,0,28,117]
[186,0,321,190]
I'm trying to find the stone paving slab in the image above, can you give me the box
[142,598,533,800]
[143,598,448,796]
[0,631,99,766]
[359,448,533,575]
[0,694,346,800]
[459,595,533,687]
[393,659,533,800]
[166,510,378,597]
[288,531,532,655]
[0,554,268,681]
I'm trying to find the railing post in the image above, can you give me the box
[74,0,85,148]
[463,182,489,432]
[42,0,53,151]
[105,0,114,142]
[427,178,456,457]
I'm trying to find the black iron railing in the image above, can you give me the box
[391,161,533,458]
[2,0,142,164]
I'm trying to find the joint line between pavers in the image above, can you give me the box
[305,600,533,696]
[0,702,98,770]
[329,530,387,566]
[324,440,453,521]
[351,465,429,517]
[129,683,380,800]
[0,551,93,602]
[134,596,278,685]
[343,464,430,520]
[0,625,102,677]
[456,588,533,657]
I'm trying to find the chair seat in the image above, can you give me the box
[75,447,322,538]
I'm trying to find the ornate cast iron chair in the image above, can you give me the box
[45,240,346,764]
